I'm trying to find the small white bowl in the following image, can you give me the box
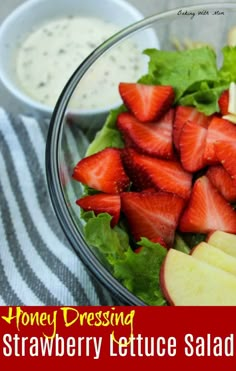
[0,0,159,119]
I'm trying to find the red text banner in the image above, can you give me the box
[0,306,236,369]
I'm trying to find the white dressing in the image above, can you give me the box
[15,15,144,110]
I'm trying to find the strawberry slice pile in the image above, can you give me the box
[73,82,236,249]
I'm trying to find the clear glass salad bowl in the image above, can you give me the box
[46,3,236,306]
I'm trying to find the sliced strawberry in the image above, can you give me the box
[141,187,157,194]
[206,165,236,203]
[179,121,208,172]
[72,147,130,194]
[218,89,229,115]
[214,141,236,185]
[173,106,210,150]
[118,82,175,122]
[122,148,192,199]
[179,176,236,234]
[76,194,120,227]
[121,192,185,247]
[204,116,236,164]
[117,110,174,159]
[121,148,153,190]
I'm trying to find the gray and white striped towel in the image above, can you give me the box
[0,108,114,306]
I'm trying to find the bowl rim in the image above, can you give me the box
[46,2,236,305]
[0,0,147,115]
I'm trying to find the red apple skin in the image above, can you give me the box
[159,254,175,306]
[190,245,197,255]
[205,231,214,242]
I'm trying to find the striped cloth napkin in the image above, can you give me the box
[0,108,114,306]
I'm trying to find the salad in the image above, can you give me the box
[72,45,236,306]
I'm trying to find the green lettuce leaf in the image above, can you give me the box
[140,47,218,101]
[83,212,130,268]
[174,234,191,254]
[139,46,236,115]
[218,46,236,83]
[179,232,206,249]
[82,211,167,305]
[85,106,125,156]
[179,84,227,115]
[114,238,167,306]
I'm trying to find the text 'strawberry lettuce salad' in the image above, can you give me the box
[72,45,236,306]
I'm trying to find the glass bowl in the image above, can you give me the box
[46,3,236,306]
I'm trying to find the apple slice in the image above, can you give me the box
[191,241,236,276]
[207,231,236,258]
[222,114,236,124]
[228,82,236,115]
[223,82,236,123]
[160,248,236,305]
